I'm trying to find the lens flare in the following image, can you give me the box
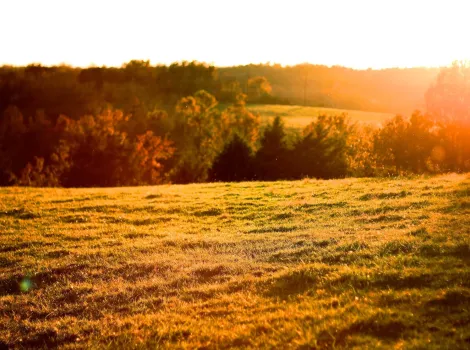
[19,278,32,292]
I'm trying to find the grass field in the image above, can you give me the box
[248,104,395,129]
[1,174,470,348]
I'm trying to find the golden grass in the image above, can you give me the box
[248,104,395,129]
[1,174,470,348]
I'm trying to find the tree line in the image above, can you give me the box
[219,64,439,115]
[0,62,468,187]
[0,61,281,122]
[0,61,439,120]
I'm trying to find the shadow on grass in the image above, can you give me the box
[330,270,470,292]
[8,329,79,349]
[247,225,299,234]
[0,208,40,219]
[194,208,223,217]
[359,190,410,201]
[263,267,334,300]
[0,264,87,296]
[268,240,333,263]
[315,314,412,348]
[297,201,348,213]
[443,179,470,213]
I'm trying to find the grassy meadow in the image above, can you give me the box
[1,174,470,348]
[248,104,395,129]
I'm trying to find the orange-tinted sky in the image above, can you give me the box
[2,0,469,69]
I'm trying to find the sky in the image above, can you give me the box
[1,0,470,69]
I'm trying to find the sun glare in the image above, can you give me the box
[2,1,470,349]
[1,0,469,68]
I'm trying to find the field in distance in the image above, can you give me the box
[248,104,395,129]
[1,174,470,348]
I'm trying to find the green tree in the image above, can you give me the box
[171,91,225,183]
[406,112,436,172]
[247,76,272,102]
[373,112,437,173]
[347,125,378,177]
[221,93,260,149]
[293,114,353,179]
[374,115,408,173]
[209,134,255,182]
[255,116,290,180]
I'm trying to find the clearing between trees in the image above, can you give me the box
[248,104,394,128]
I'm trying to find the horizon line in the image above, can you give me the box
[0,60,454,71]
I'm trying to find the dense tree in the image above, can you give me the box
[434,122,470,172]
[425,61,470,171]
[219,78,243,103]
[255,116,290,180]
[406,112,437,172]
[374,115,408,173]
[219,63,438,114]
[374,112,437,173]
[170,91,225,183]
[247,76,272,102]
[1,61,468,187]
[60,109,174,187]
[209,134,255,182]
[221,93,260,149]
[347,125,378,177]
[0,106,70,185]
[0,106,28,184]
[426,61,470,124]
[292,114,352,179]
[0,65,101,120]
[155,62,219,107]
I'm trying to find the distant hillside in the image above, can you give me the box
[220,64,440,115]
[0,62,439,122]
[248,104,394,129]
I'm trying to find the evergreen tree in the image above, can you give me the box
[293,115,352,179]
[209,134,254,182]
[254,116,290,180]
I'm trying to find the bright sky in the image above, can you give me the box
[2,0,469,69]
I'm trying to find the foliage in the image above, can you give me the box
[209,134,255,182]
[247,76,272,103]
[374,112,437,173]
[0,106,68,186]
[170,91,225,183]
[219,63,438,114]
[0,107,174,187]
[254,116,290,180]
[425,61,470,172]
[61,110,174,187]
[426,61,470,124]
[347,124,378,177]
[248,104,394,129]
[0,63,469,186]
[434,122,470,172]
[292,114,353,179]
[221,93,260,149]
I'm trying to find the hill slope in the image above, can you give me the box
[221,65,439,115]
[248,104,395,128]
[1,174,469,348]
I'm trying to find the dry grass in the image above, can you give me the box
[1,174,470,348]
[248,104,394,129]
